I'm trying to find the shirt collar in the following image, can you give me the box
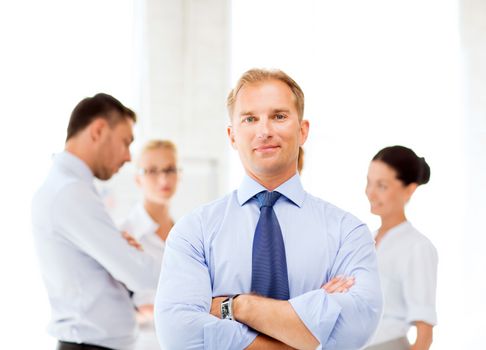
[237,173,305,208]
[374,220,412,242]
[55,151,94,183]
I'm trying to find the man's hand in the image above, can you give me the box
[210,296,226,319]
[122,231,143,251]
[321,275,355,293]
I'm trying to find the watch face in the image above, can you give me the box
[221,302,230,319]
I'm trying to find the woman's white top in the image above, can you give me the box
[369,221,438,345]
[120,203,166,306]
[120,203,167,349]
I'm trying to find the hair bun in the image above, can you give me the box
[372,145,431,186]
[416,157,430,185]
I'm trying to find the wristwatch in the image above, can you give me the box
[221,294,240,320]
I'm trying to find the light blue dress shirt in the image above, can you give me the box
[32,151,161,350]
[155,174,383,350]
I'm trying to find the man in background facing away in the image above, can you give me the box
[32,93,161,350]
[155,69,383,349]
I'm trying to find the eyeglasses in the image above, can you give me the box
[138,166,180,177]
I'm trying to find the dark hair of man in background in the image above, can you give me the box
[66,93,137,141]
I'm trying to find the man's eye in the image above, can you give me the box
[275,114,286,120]
[124,138,132,146]
[243,116,256,123]
[147,168,158,176]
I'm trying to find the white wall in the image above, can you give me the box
[461,0,486,347]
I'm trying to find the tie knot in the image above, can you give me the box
[256,191,281,208]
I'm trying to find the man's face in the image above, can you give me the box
[95,117,134,180]
[228,79,309,181]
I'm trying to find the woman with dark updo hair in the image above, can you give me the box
[364,146,438,350]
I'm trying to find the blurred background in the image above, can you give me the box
[0,0,484,348]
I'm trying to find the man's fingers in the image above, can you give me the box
[322,275,341,287]
[337,277,355,292]
[335,276,355,292]
[322,276,355,293]
[122,231,143,251]
[322,275,344,291]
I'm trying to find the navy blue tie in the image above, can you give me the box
[251,191,290,300]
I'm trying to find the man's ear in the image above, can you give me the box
[89,118,108,142]
[227,125,237,150]
[299,119,310,146]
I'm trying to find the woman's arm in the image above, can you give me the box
[411,321,433,350]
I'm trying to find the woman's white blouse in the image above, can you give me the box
[120,203,166,306]
[369,221,438,345]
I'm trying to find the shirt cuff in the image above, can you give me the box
[289,289,342,348]
[203,320,258,350]
[406,305,437,326]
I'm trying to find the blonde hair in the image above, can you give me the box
[226,68,305,121]
[297,147,304,174]
[137,139,177,165]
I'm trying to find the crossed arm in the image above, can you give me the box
[155,220,382,350]
[210,277,355,350]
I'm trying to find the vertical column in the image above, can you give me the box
[460,0,486,348]
[133,0,231,217]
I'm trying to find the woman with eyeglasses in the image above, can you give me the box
[364,145,437,350]
[120,139,180,350]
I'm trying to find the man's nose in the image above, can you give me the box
[256,117,271,139]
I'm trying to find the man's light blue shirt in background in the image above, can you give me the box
[32,152,161,350]
[155,174,382,350]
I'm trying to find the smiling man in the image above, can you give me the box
[155,69,383,349]
[32,93,161,350]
